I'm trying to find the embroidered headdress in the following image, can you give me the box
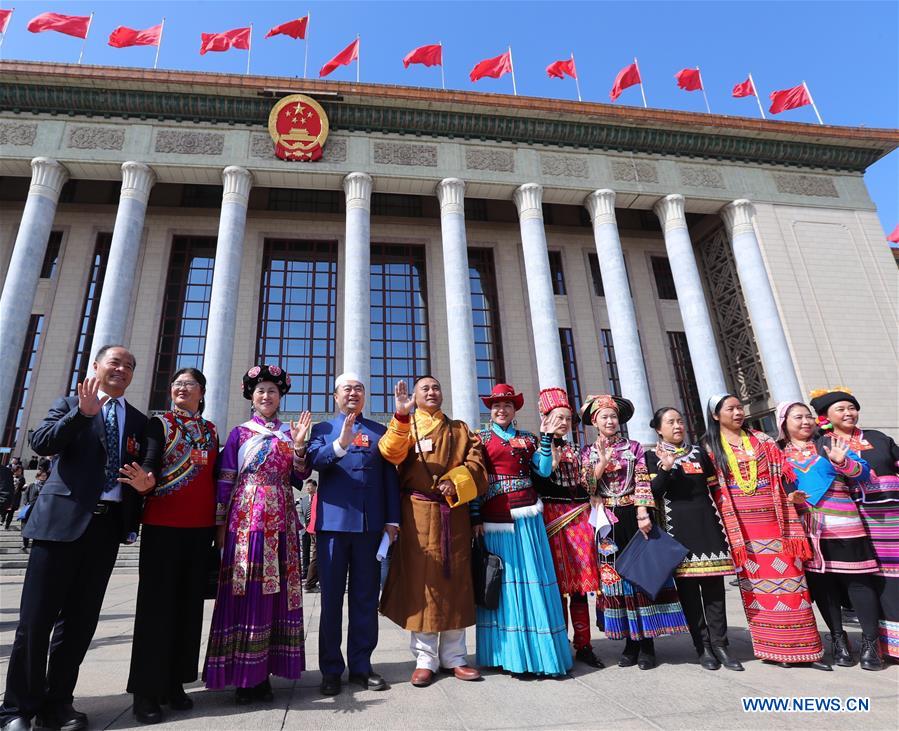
[242,364,291,400]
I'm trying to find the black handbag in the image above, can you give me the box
[471,535,504,610]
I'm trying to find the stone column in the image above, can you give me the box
[653,194,727,417]
[89,161,156,361]
[584,189,655,444]
[721,199,802,404]
[512,184,566,391]
[202,166,253,430]
[0,157,69,426]
[436,178,480,428]
[342,172,373,395]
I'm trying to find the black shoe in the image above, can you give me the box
[637,639,656,670]
[34,705,88,731]
[809,661,833,671]
[132,695,163,725]
[348,672,388,691]
[698,647,721,671]
[712,646,744,671]
[860,636,884,671]
[831,631,855,667]
[166,685,194,711]
[253,679,274,702]
[1,718,31,731]
[235,687,254,705]
[618,639,639,668]
[574,646,604,669]
[320,675,342,696]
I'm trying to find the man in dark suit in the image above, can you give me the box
[306,372,400,696]
[0,345,159,731]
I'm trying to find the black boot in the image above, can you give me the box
[831,631,854,667]
[618,638,639,667]
[574,645,605,669]
[859,636,883,671]
[132,695,163,725]
[712,646,744,671]
[698,646,721,671]
[166,684,194,711]
[637,638,656,670]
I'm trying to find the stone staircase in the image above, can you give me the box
[0,523,141,575]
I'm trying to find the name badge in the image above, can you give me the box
[681,461,703,474]
[510,437,529,449]
[353,432,370,448]
[126,435,139,456]
[191,449,210,466]
[857,440,873,451]
[415,438,433,454]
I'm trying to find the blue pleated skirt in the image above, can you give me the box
[475,506,573,676]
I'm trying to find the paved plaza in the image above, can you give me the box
[1,568,897,730]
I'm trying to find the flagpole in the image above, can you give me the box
[634,56,647,108]
[439,41,445,90]
[303,11,310,78]
[697,66,711,114]
[153,17,165,70]
[356,34,360,83]
[508,45,517,96]
[803,80,824,125]
[246,24,252,75]
[77,12,93,65]
[749,72,766,119]
[572,52,582,102]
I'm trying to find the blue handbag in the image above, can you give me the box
[615,525,688,600]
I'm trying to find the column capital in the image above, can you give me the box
[222,166,253,205]
[343,172,373,211]
[120,161,156,205]
[584,189,617,226]
[436,178,465,215]
[720,199,756,237]
[29,157,69,200]
[513,183,544,221]
[653,194,688,233]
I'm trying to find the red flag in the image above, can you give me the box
[403,43,442,68]
[769,83,811,114]
[266,16,308,40]
[27,11,91,39]
[674,68,702,92]
[546,58,577,80]
[470,50,512,82]
[0,9,13,35]
[609,61,641,101]
[732,78,755,98]
[888,225,899,244]
[320,38,359,77]
[108,24,162,48]
[200,27,250,55]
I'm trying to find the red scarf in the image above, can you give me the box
[710,430,810,568]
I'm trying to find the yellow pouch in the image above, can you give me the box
[441,465,478,508]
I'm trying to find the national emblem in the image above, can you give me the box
[267,94,329,162]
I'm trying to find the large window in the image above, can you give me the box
[3,315,44,449]
[256,239,337,414]
[559,328,585,446]
[668,331,705,441]
[150,237,216,410]
[67,233,112,395]
[548,251,567,295]
[40,231,63,279]
[588,252,605,297]
[370,244,430,414]
[652,256,678,300]
[469,248,505,416]
[600,328,621,396]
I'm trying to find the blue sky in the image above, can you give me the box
[2,0,896,234]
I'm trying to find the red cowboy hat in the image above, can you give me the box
[481,383,524,411]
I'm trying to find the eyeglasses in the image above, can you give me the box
[172,380,200,389]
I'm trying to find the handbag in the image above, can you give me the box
[614,525,688,600]
[471,535,504,610]
[17,503,32,521]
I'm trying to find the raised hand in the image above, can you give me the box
[549,411,567,434]
[539,412,553,435]
[394,380,415,416]
[338,410,357,450]
[593,440,613,479]
[824,435,849,465]
[655,444,676,471]
[118,462,156,495]
[290,411,312,448]
[77,376,109,417]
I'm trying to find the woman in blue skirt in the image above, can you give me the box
[472,383,573,677]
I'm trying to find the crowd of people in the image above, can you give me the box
[0,343,897,731]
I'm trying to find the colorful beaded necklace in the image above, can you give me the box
[721,431,757,495]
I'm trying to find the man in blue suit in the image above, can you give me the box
[306,372,400,696]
